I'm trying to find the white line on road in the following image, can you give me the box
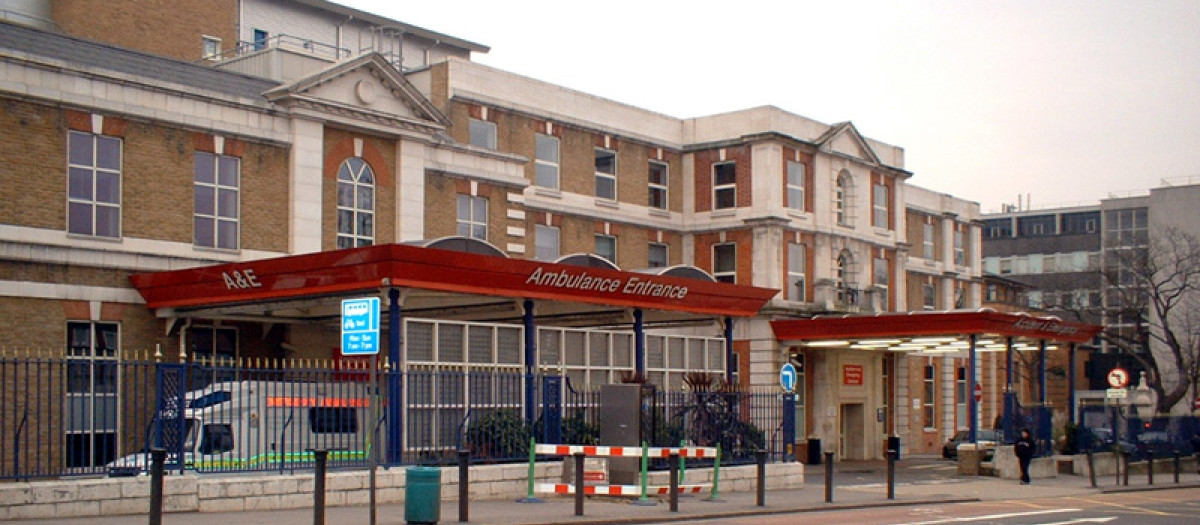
[892,508,1082,525]
[1038,517,1116,525]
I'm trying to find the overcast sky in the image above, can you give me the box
[342,0,1200,213]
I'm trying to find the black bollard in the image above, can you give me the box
[824,452,834,503]
[458,449,470,523]
[1086,451,1097,488]
[669,452,679,512]
[312,449,328,525]
[886,449,896,500]
[1174,451,1180,484]
[149,448,166,525]
[1148,453,1154,485]
[1122,451,1129,486]
[755,450,766,507]
[574,452,585,517]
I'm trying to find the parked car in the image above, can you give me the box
[942,429,1001,459]
[1087,428,1137,454]
[1134,430,1173,458]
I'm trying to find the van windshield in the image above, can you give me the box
[199,423,234,455]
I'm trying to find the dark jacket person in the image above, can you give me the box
[1014,428,1035,484]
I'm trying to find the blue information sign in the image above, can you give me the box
[341,297,380,355]
[780,362,797,392]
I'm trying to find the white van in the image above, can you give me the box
[109,380,377,474]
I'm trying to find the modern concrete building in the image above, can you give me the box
[983,180,1200,417]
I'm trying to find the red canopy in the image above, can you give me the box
[131,243,777,318]
[771,311,1102,345]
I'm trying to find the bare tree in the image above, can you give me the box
[1100,227,1200,414]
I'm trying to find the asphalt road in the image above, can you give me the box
[682,487,1200,525]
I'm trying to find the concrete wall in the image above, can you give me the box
[0,461,803,519]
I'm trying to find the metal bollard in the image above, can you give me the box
[1148,454,1154,485]
[1086,451,1097,488]
[1174,451,1181,484]
[1122,451,1129,486]
[458,449,470,523]
[824,452,834,503]
[755,450,766,507]
[149,448,166,525]
[886,449,896,500]
[668,452,679,512]
[574,452,585,516]
[312,449,329,525]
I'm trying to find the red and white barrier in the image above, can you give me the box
[536,483,709,496]
[533,444,717,458]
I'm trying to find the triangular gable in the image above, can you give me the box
[815,121,880,165]
[263,53,450,127]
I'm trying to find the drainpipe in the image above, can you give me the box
[724,317,734,385]
[177,318,192,361]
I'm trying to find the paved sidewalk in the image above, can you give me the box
[8,464,1199,525]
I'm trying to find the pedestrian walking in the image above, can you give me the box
[1015,428,1035,485]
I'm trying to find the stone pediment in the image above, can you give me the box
[816,121,880,165]
[264,53,449,130]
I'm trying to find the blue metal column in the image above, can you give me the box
[1003,337,1016,441]
[782,393,796,461]
[724,317,735,385]
[1038,340,1047,404]
[968,334,977,443]
[524,299,537,423]
[386,287,402,465]
[1067,343,1077,425]
[633,309,645,378]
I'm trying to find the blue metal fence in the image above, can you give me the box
[1,353,787,480]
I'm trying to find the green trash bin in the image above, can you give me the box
[405,466,441,524]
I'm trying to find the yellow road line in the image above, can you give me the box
[1008,500,1053,509]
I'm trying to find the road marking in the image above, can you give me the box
[1010,500,1053,509]
[889,508,1080,525]
[1039,518,1116,525]
[1065,496,1171,516]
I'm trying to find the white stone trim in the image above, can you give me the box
[0,226,284,272]
[0,280,143,304]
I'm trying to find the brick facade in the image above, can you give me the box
[53,0,238,62]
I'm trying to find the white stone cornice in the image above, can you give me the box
[0,279,143,304]
[0,53,290,143]
[0,226,286,273]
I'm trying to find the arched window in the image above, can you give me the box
[835,170,852,226]
[337,157,375,249]
[836,249,857,305]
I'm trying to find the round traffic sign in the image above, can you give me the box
[974,383,983,403]
[1107,368,1129,389]
[779,363,797,392]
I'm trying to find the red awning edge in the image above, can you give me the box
[770,310,1103,345]
[130,243,778,318]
